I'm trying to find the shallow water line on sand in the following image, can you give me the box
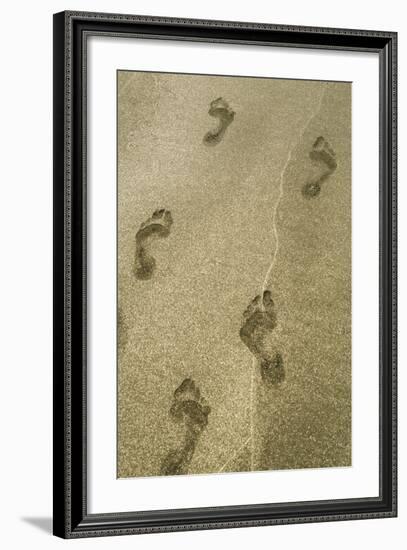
[261,84,328,297]
[248,84,328,471]
[216,86,328,474]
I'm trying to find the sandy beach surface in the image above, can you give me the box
[117,71,351,478]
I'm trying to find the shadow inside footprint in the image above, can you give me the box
[134,209,173,280]
[261,352,285,386]
[302,136,337,199]
[161,378,211,475]
[203,97,235,146]
[240,290,285,387]
[160,441,196,476]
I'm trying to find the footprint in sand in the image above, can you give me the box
[134,209,173,280]
[203,97,235,146]
[302,136,337,199]
[240,290,285,386]
[161,378,211,476]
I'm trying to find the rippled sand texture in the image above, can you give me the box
[117,71,351,478]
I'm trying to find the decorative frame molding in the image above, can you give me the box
[53,11,397,538]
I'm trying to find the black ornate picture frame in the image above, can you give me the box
[53,10,397,539]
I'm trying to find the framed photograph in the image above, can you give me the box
[53,10,397,538]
